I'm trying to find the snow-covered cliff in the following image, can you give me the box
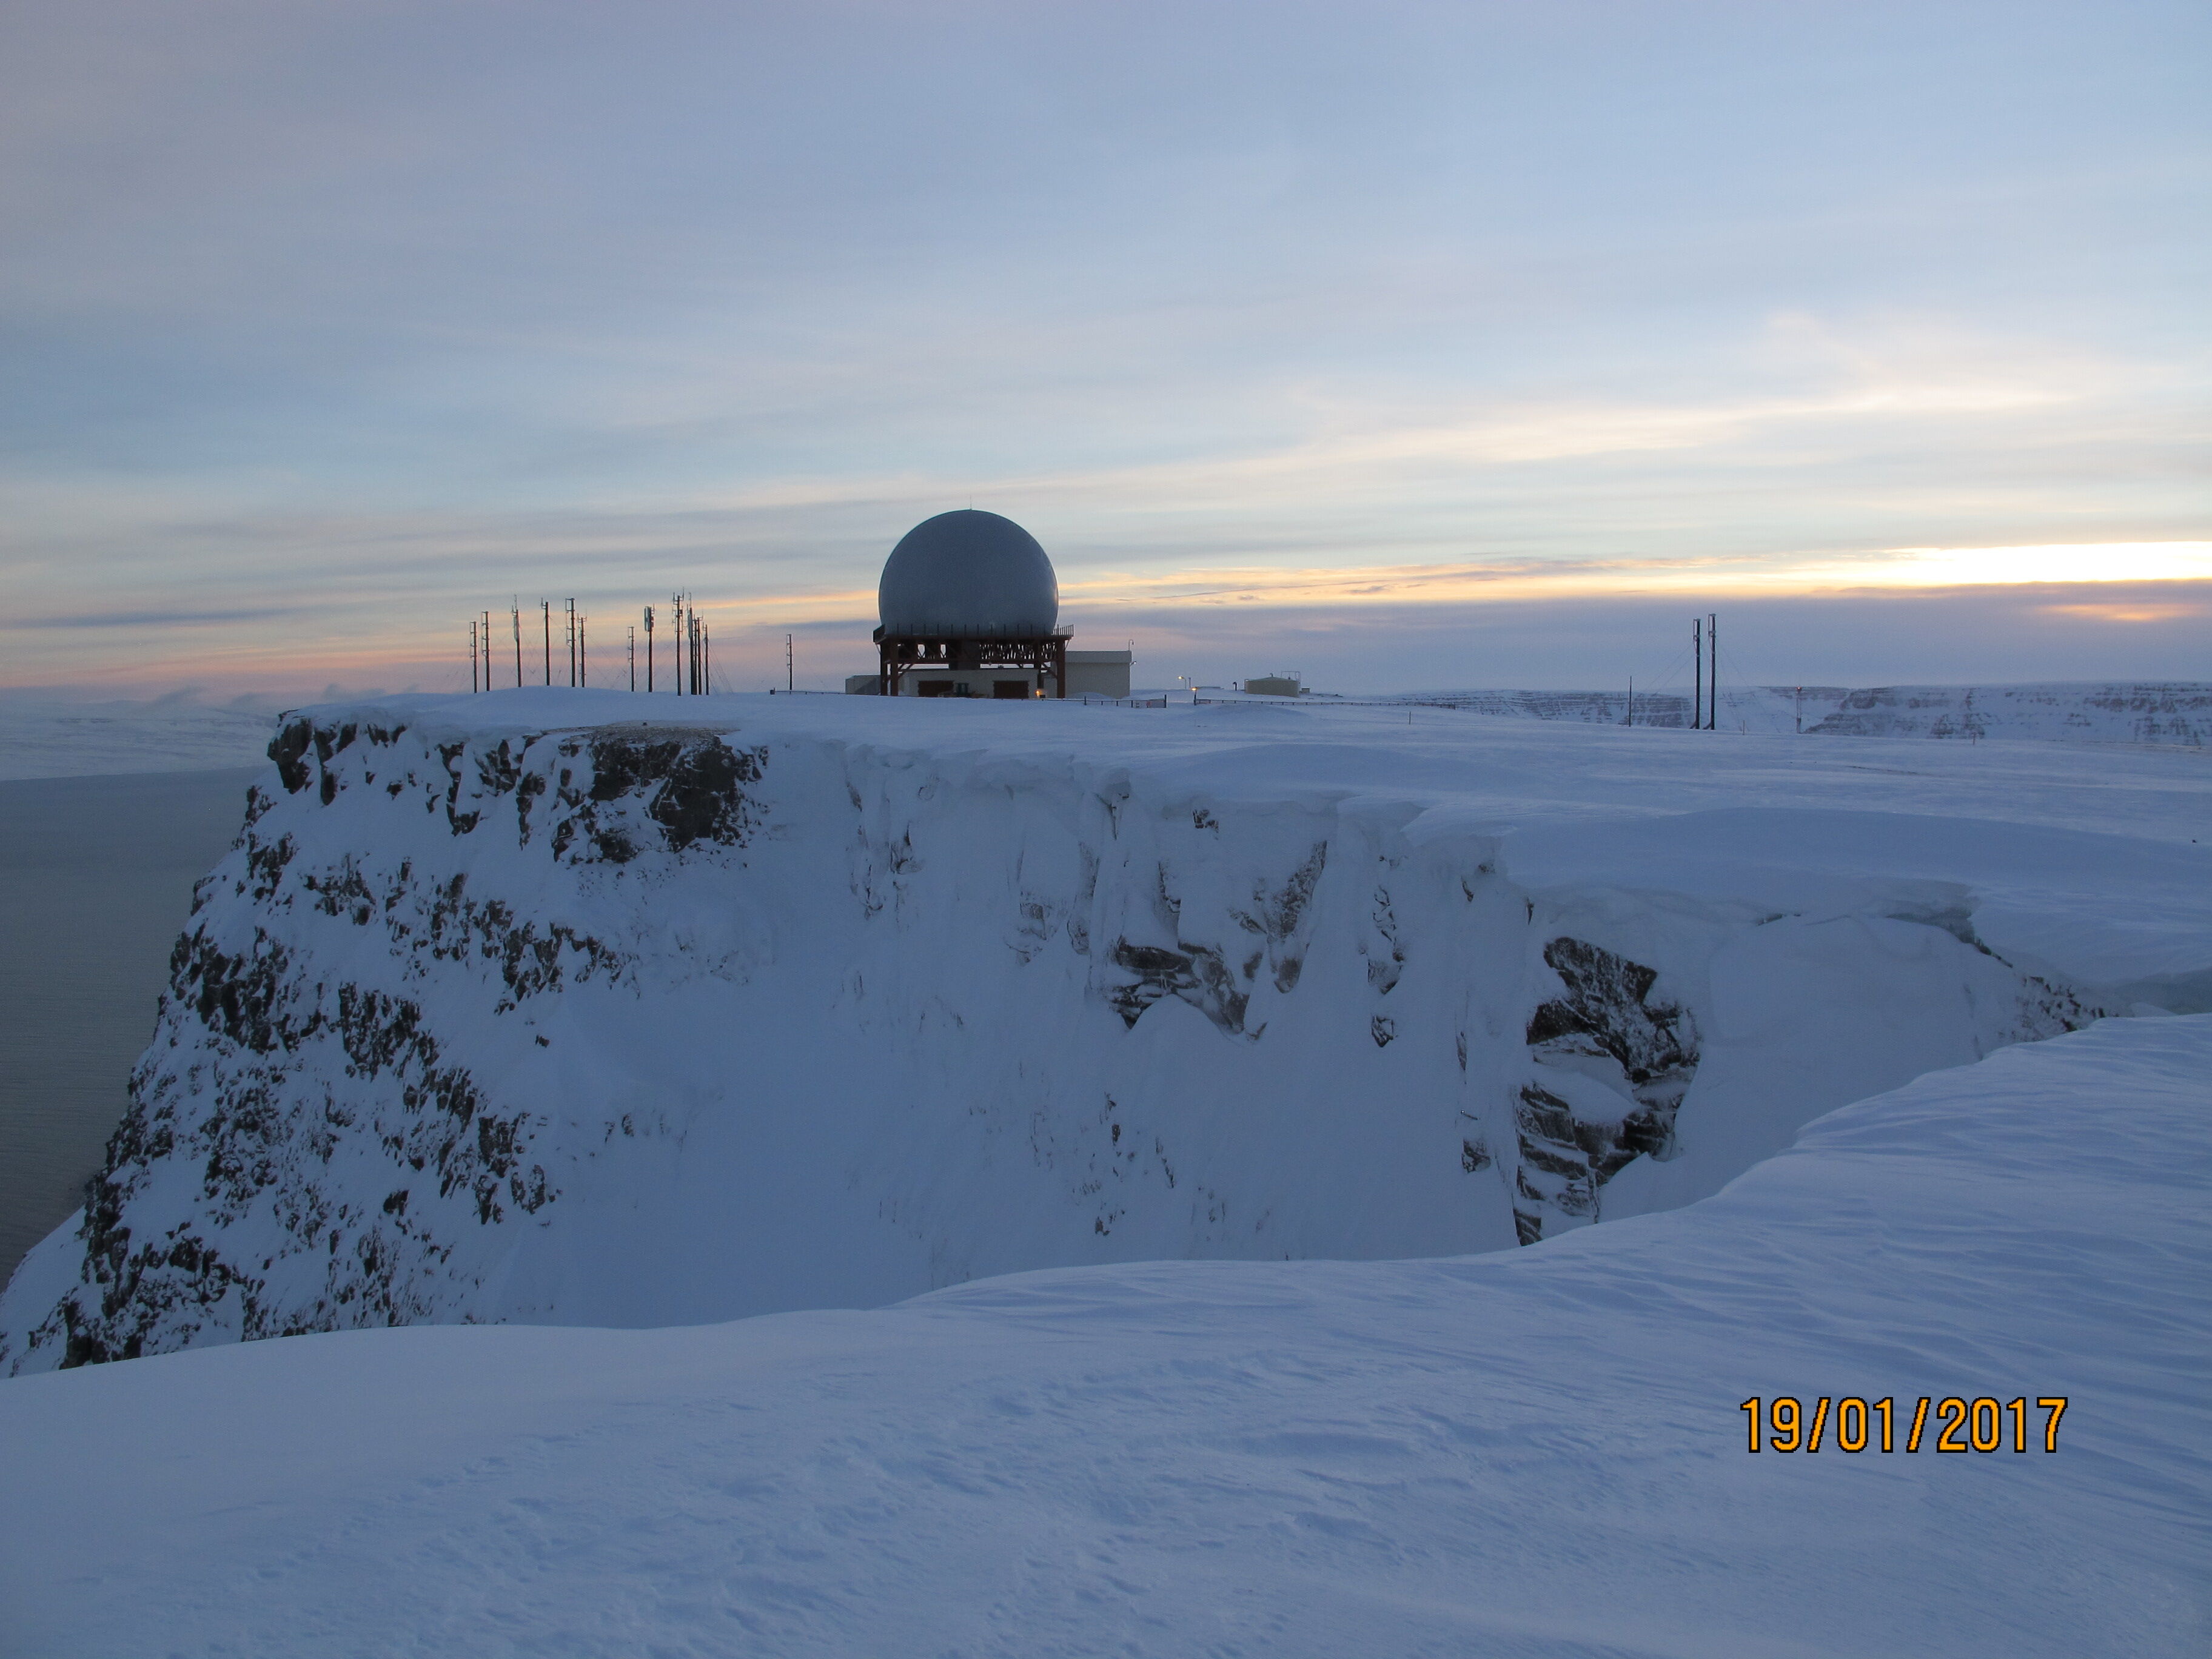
[5,691,2207,1373]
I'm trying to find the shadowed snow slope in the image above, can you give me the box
[2,691,2207,1375]
[1,1016,2206,1657]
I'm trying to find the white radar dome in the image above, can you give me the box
[877,510,1059,639]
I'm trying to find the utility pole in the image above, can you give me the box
[470,620,478,692]
[1706,612,1717,730]
[482,612,492,692]
[542,601,551,686]
[671,595,683,696]
[628,625,636,691]
[565,599,577,687]
[786,632,793,692]
[579,611,587,687]
[1692,618,1702,731]
[512,603,522,688]
[644,606,655,692]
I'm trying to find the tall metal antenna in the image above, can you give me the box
[628,625,636,692]
[644,605,655,692]
[469,620,478,692]
[512,602,522,688]
[786,631,793,692]
[542,600,551,685]
[579,609,587,687]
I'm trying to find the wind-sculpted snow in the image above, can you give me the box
[3,1017,2206,1657]
[5,689,2196,1375]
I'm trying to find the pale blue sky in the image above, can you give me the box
[2,1,2206,694]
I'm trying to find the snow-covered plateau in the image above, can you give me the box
[1391,679,2212,742]
[0,689,2207,1652]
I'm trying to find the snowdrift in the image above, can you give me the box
[4,690,2208,1374]
[3,1015,2206,1656]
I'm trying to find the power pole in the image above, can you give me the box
[511,603,521,688]
[565,599,577,687]
[785,632,793,692]
[628,625,636,691]
[671,595,683,697]
[1706,612,1717,729]
[1692,618,1702,731]
[644,606,655,692]
[470,620,478,692]
[482,612,491,692]
[579,611,587,687]
[542,601,551,685]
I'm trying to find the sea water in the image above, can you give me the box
[0,769,256,1283]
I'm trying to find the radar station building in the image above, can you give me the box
[849,509,1131,699]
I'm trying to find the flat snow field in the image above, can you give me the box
[1,1014,2206,1657]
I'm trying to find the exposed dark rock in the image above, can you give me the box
[1230,843,1328,993]
[1105,940,1250,1034]
[1525,937,1698,1111]
[270,719,315,794]
[1510,937,1701,1244]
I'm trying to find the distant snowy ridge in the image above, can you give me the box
[4,691,2207,1375]
[0,694,277,780]
[4,1015,2207,1656]
[1395,680,2212,742]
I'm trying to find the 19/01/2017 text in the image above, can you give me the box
[1740,1396,2068,1453]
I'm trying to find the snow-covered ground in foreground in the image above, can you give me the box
[2,689,2208,1376]
[0,692,276,780]
[2,1014,2206,1657]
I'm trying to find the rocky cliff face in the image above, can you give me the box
[0,703,2107,1374]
